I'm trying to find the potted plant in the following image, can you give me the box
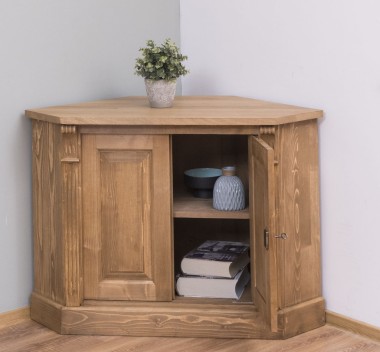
[135,38,189,108]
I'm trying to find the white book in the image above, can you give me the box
[176,265,250,299]
[180,240,250,278]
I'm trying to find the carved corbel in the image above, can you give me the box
[61,125,80,163]
[259,126,276,135]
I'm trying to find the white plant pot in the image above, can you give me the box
[145,79,177,108]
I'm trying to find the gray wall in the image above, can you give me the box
[180,0,380,327]
[0,0,180,313]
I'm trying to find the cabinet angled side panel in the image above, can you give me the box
[32,121,65,304]
[276,120,322,308]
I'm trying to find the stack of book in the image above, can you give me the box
[176,240,250,299]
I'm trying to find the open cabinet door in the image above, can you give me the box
[249,136,278,331]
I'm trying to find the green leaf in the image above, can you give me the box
[134,38,189,80]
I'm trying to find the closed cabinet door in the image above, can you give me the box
[249,136,278,331]
[82,134,172,301]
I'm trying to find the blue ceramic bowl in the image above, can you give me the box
[184,168,222,198]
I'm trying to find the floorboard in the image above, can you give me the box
[1,319,380,352]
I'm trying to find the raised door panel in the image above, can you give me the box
[100,150,151,279]
[249,136,278,331]
[82,134,172,301]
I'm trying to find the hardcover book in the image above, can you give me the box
[176,265,250,299]
[180,240,250,278]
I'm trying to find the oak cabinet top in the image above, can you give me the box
[25,96,323,126]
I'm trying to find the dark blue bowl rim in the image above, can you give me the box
[184,168,222,178]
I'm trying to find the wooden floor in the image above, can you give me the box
[1,319,380,352]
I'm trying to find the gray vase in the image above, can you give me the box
[145,79,177,108]
[213,166,245,211]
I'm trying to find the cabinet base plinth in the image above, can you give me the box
[31,293,325,339]
[278,297,326,338]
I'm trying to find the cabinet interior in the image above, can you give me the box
[172,134,249,196]
[171,134,252,303]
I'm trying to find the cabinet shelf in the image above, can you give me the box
[173,194,250,219]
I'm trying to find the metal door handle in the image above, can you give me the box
[264,228,269,250]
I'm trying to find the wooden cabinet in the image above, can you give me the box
[27,96,325,339]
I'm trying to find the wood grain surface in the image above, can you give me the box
[82,134,172,301]
[1,318,380,352]
[26,96,323,126]
[275,120,322,308]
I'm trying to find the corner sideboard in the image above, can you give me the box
[26,96,325,339]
